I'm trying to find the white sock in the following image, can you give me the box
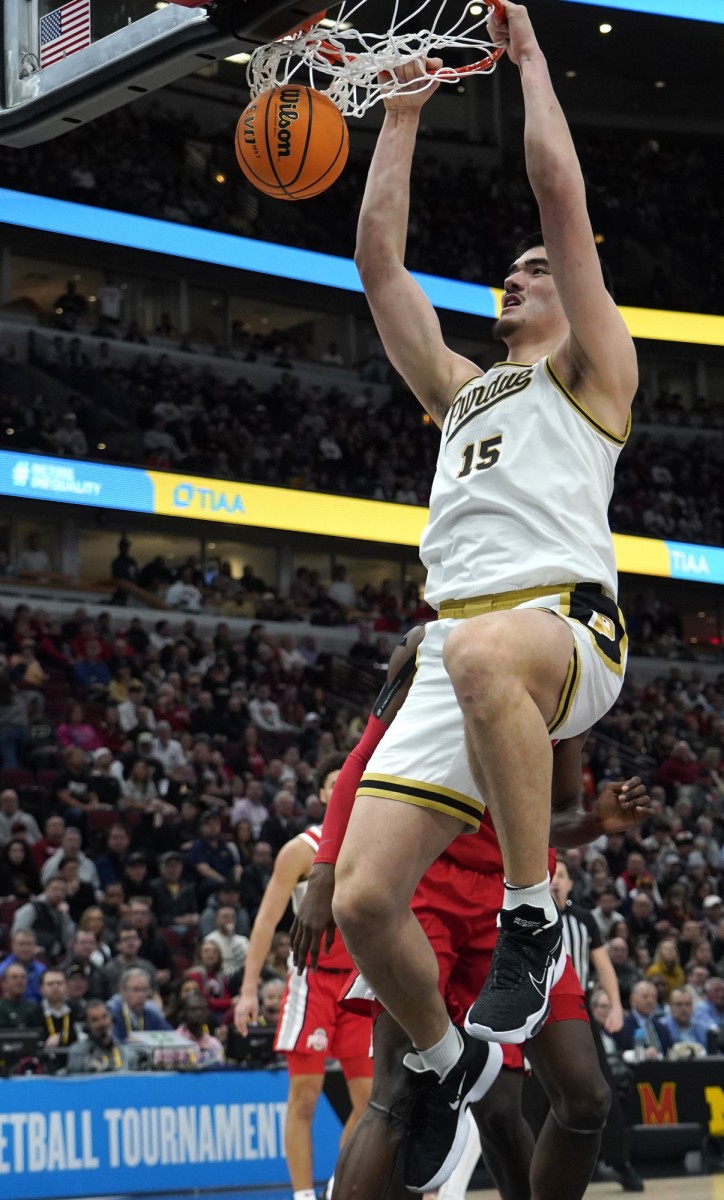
[503,877,558,925]
[293,1191,316,1200]
[325,1174,334,1199]
[417,1019,463,1081]
[436,1111,482,1200]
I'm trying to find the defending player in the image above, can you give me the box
[233,754,369,1200]
[331,1,638,1186]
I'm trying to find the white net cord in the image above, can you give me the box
[247,0,504,118]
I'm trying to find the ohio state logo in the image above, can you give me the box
[306,1028,329,1053]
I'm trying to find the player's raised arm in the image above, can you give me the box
[494,1,637,435]
[355,61,480,428]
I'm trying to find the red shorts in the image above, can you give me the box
[342,857,587,1070]
[275,966,373,1079]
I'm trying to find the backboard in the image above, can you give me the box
[0,1,331,147]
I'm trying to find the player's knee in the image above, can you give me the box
[333,878,393,947]
[288,1081,322,1124]
[552,1074,611,1133]
[442,622,508,702]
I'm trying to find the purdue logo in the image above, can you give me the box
[276,89,301,158]
[446,367,534,441]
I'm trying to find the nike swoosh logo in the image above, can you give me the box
[448,1070,467,1111]
[528,968,548,998]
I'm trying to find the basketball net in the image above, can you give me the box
[247,0,506,118]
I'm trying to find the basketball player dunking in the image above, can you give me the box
[331,0,637,1189]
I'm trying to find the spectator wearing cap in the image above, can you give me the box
[150,851,199,938]
[64,963,90,1013]
[12,876,75,964]
[101,920,159,999]
[186,810,240,903]
[230,778,268,840]
[0,787,41,845]
[199,878,250,938]
[151,721,186,773]
[591,886,625,942]
[108,966,172,1042]
[0,930,46,1002]
[95,824,131,889]
[89,748,123,808]
[703,895,723,938]
[53,745,105,821]
[118,683,157,736]
[658,850,684,890]
[692,977,724,1043]
[120,851,152,901]
[127,897,174,990]
[42,827,100,890]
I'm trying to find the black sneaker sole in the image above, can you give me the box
[464,943,566,1044]
[405,1041,503,1193]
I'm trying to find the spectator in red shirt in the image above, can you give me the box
[187,940,233,1019]
[655,740,702,797]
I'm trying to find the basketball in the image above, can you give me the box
[235,85,349,201]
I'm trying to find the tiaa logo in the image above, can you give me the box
[172,483,245,515]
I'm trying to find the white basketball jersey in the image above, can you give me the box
[290,825,321,914]
[420,356,628,607]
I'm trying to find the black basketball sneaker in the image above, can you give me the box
[404,1029,503,1193]
[465,905,565,1044]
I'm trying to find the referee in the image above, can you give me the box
[551,859,645,1193]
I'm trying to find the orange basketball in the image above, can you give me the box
[235,85,349,201]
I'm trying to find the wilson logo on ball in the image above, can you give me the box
[235,85,349,201]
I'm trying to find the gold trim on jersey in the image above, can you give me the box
[544,357,631,447]
[547,643,581,735]
[358,773,483,829]
[438,582,578,620]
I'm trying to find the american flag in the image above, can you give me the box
[40,0,92,69]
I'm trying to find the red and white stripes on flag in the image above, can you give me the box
[39,0,92,69]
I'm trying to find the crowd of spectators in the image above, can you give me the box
[0,100,722,313]
[0,595,722,1075]
[1,326,723,551]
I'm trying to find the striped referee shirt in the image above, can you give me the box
[560,901,602,993]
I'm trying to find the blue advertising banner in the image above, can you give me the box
[0,1070,341,1199]
[0,450,153,514]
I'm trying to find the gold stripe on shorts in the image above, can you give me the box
[358,773,483,829]
[438,582,578,620]
[547,643,581,735]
